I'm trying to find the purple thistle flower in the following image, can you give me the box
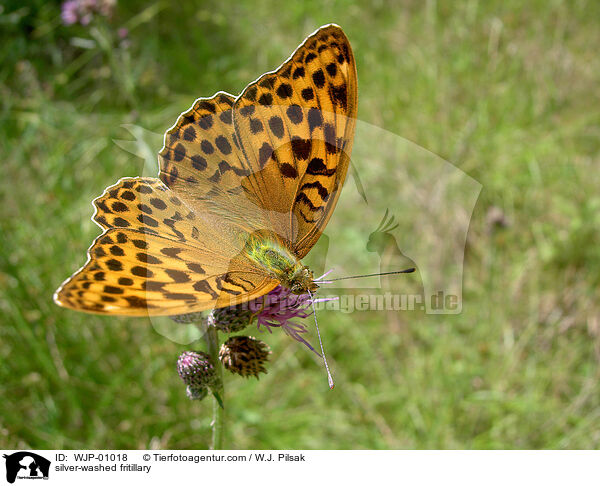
[60,0,115,26]
[246,280,337,355]
[177,351,217,388]
[61,0,79,25]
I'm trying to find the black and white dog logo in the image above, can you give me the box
[3,452,50,483]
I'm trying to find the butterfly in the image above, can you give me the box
[54,24,357,316]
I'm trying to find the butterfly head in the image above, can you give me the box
[288,265,319,295]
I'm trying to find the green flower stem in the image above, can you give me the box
[204,313,225,449]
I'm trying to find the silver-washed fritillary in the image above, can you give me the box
[54,24,358,316]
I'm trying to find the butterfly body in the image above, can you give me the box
[54,24,356,316]
[242,232,318,295]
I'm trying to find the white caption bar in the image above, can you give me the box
[1,450,598,485]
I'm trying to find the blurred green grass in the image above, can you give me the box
[1,0,600,449]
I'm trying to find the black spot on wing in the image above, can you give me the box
[165,269,190,283]
[280,163,298,179]
[250,118,263,134]
[125,296,149,308]
[186,262,205,274]
[198,101,216,113]
[268,116,285,138]
[245,86,258,101]
[109,245,125,256]
[304,52,317,63]
[293,67,305,79]
[258,93,273,106]
[160,247,183,259]
[198,115,213,130]
[295,193,323,213]
[329,84,348,110]
[258,142,274,168]
[312,69,326,88]
[136,252,162,265]
[173,144,186,162]
[121,190,135,201]
[300,181,330,201]
[215,135,232,155]
[191,155,207,171]
[286,104,303,124]
[240,105,255,117]
[193,280,218,299]
[276,83,293,99]
[291,138,311,161]
[201,140,214,154]
[307,157,336,176]
[113,217,131,227]
[301,87,314,101]
[307,108,323,132]
[111,201,127,212]
[183,126,196,141]
[165,293,196,301]
[104,285,124,295]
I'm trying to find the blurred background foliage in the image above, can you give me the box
[1,0,599,449]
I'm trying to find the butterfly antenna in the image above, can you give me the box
[324,268,415,282]
[307,289,334,389]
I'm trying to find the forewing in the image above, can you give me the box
[159,91,249,201]
[158,91,272,236]
[233,24,357,257]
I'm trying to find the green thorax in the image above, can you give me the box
[243,232,318,294]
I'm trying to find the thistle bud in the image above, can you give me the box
[219,336,270,378]
[186,385,208,401]
[210,307,254,333]
[177,351,217,388]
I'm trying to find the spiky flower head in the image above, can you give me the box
[219,336,270,378]
[177,351,217,388]
[247,284,334,354]
[186,385,208,401]
[210,306,254,333]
